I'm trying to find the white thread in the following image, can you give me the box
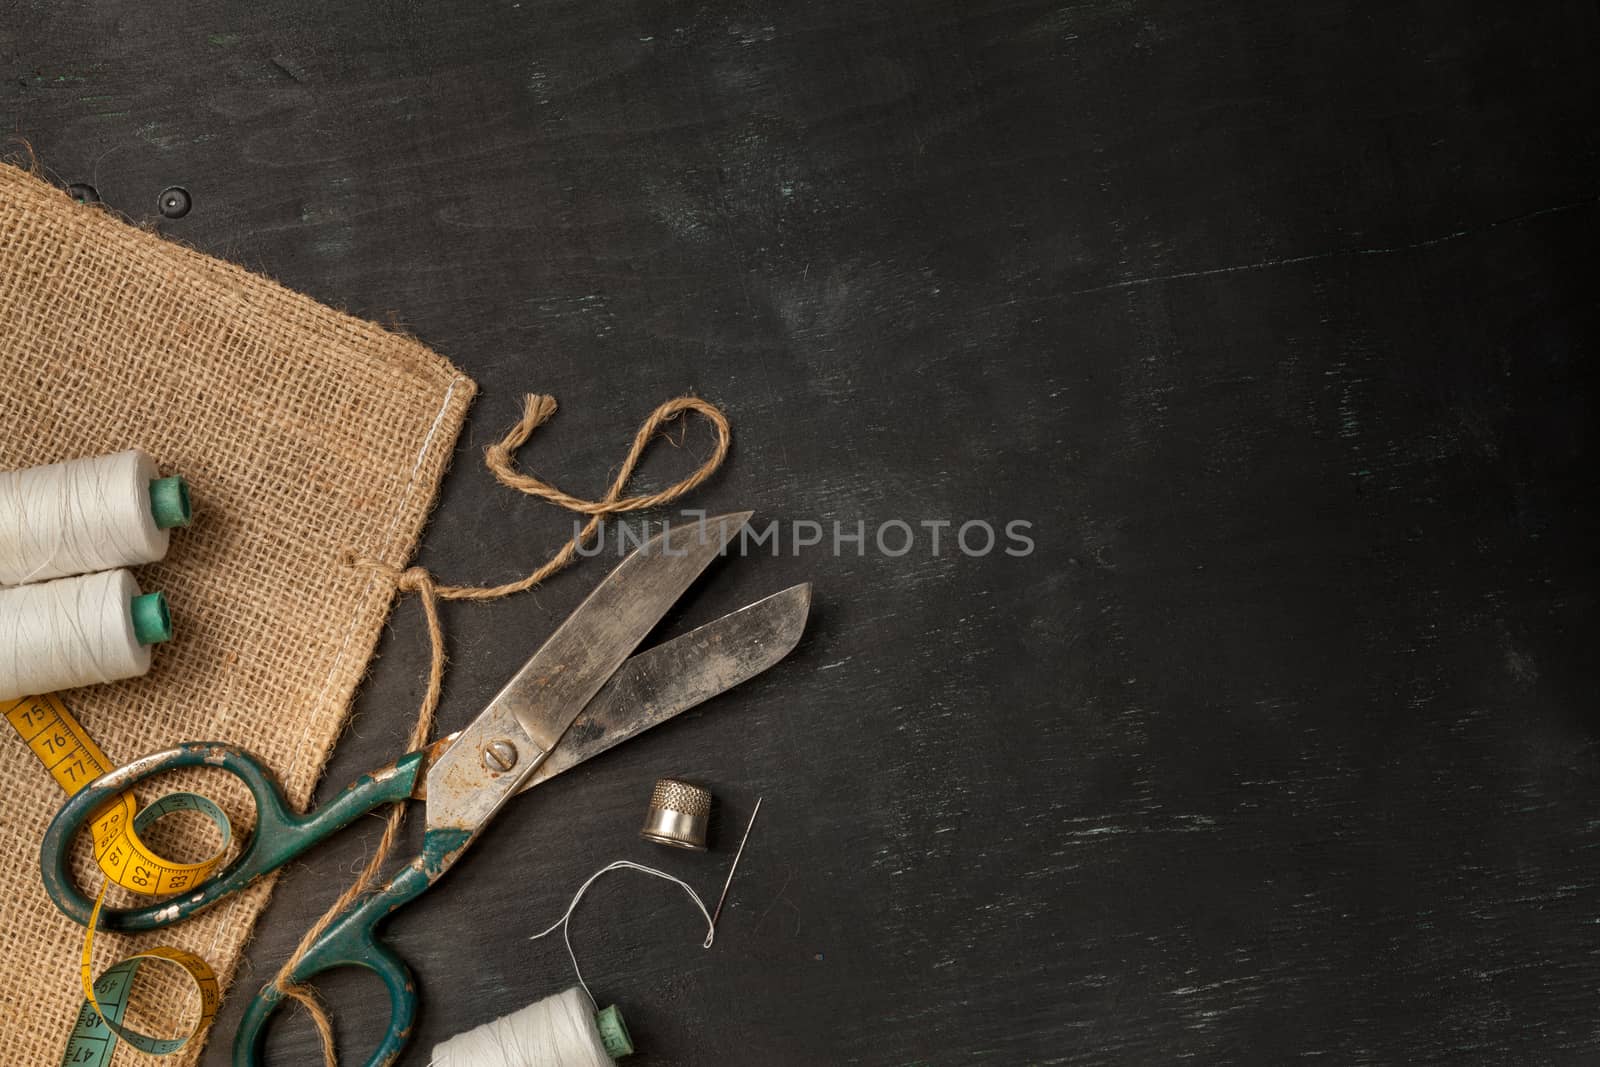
[435,847,760,1065]
[429,987,613,1067]
[0,569,153,701]
[0,449,171,587]
[530,861,716,1009]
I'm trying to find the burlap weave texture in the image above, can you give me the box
[0,162,476,1064]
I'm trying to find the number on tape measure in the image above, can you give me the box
[60,961,136,1066]
[3,694,232,1066]
[6,695,233,894]
[7,692,115,793]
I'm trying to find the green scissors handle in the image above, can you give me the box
[233,829,468,1067]
[40,741,429,934]
[42,741,453,1067]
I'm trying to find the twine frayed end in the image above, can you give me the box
[485,394,559,470]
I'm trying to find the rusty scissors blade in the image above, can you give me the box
[406,580,812,797]
[406,579,812,796]
[422,510,753,830]
[515,579,811,793]
[412,579,812,796]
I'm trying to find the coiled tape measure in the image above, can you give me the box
[5,693,229,1065]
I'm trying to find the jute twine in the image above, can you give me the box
[272,393,731,1064]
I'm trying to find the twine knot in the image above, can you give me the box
[396,566,434,594]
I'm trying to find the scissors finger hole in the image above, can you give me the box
[130,794,232,866]
[60,764,255,904]
[257,965,398,1066]
[139,762,260,838]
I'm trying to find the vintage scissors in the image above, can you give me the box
[39,512,810,1067]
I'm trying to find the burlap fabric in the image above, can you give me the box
[0,162,476,1064]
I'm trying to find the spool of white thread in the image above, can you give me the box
[0,449,192,587]
[430,986,632,1067]
[0,569,173,701]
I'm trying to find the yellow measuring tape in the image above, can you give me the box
[5,693,229,1065]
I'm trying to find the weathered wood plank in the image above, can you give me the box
[4,1,1597,1062]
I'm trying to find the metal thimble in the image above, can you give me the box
[640,778,712,851]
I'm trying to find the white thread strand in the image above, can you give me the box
[432,848,760,1065]
[0,449,169,587]
[0,569,152,701]
[430,987,612,1067]
[529,861,715,1010]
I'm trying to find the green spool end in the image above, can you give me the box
[148,475,192,530]
[595,1004,634,1060]
[131,593,172,645]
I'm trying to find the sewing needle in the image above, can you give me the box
[711,796,763,929]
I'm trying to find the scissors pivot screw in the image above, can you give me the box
[481,739,519,773]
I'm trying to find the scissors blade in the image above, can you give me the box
[517,581,811,793]
[502,510,753,750]
[424,512,751,830]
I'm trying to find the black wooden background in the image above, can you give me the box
[5,1,1598,1063]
